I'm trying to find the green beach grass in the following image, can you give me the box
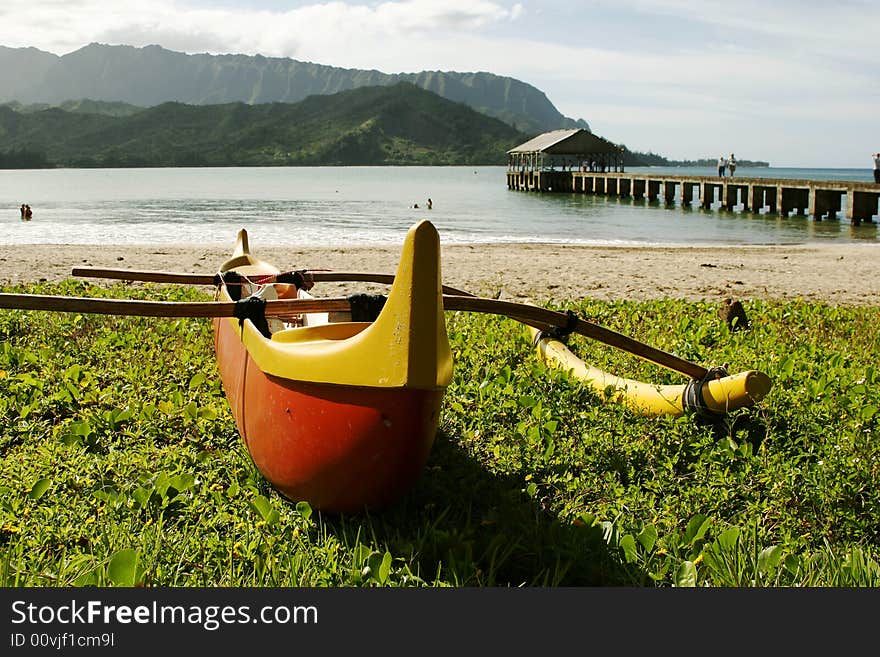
[1,279,878,587]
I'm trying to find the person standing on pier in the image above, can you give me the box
[717,155,727,177]
[728,154,737,177]
[873,153,880,184]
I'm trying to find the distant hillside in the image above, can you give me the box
[620,147,769,168]
[0,43,589,136]
[2,99,144,117]
[0,82,528,167]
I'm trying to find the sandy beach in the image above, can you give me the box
[1,241,878,306]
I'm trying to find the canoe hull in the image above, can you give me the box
[214,316,445,512]
[211,220,451,512]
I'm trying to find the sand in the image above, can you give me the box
[1,241,878,306]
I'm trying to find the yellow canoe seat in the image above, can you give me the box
[271,322,371,344]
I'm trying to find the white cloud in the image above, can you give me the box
[0,0,525,57]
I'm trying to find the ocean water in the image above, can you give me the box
[1,165,877,247]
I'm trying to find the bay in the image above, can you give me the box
[1,165,877,247]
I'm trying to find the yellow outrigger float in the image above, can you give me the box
[527,326,771,417]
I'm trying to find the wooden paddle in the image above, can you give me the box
[0,292,707,379]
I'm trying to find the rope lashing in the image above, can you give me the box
[682,365,729,417]
[533,309,580,345]
[347,294,387,322]
[213,269,315,295]
[232,295,270,337]
[271,270,314,291]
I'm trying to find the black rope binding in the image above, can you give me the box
[275,270,313,290]
[534,309,580,345]
[682,365,729,418]
[215,269,313,298]
[233,296,270,337]
[347,294,387,322]
[215,271,244,300]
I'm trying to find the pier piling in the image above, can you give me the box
[507,170,879,225]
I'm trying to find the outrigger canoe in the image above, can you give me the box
[213,220,452,513]
[0,219,772,511]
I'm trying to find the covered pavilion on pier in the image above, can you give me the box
[507,128,625,173]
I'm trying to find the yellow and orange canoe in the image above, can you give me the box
[213,220,452,513]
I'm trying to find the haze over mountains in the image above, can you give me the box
[0,43,589,137]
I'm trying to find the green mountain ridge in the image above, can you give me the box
[0,44,771,167]
[0,83,528,167]
[0,43,589,136]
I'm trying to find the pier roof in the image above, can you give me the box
[507,128,620,155]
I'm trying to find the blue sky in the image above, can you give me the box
[2,0,877,167]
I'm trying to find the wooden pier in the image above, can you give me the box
[506,170,880,225]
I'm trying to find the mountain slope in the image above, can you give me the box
[0,43,589,135]
[0,82,528,166]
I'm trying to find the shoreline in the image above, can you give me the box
[1,241,878,306]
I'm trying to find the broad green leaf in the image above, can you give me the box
[112,408,133,425]
[637,525,658,553]
[683,514,710,545]
[717,527,740,552]
[619,534,638,563]
[296,501,313,522]
[250,495,280,525]
[28,478,51,500]
[169,473,196,494]
[198,405,218,420]
[108,549,142,587]
[784,554,803,576]
[73,569,100,587]
[352,545,374,566]
[184,401,199,419]
[378,551,392,583]
[675,561,697,587]
[153,473,171,499]
[780,357,795,378]
[758,545,783,573]
[131,487,152,508]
